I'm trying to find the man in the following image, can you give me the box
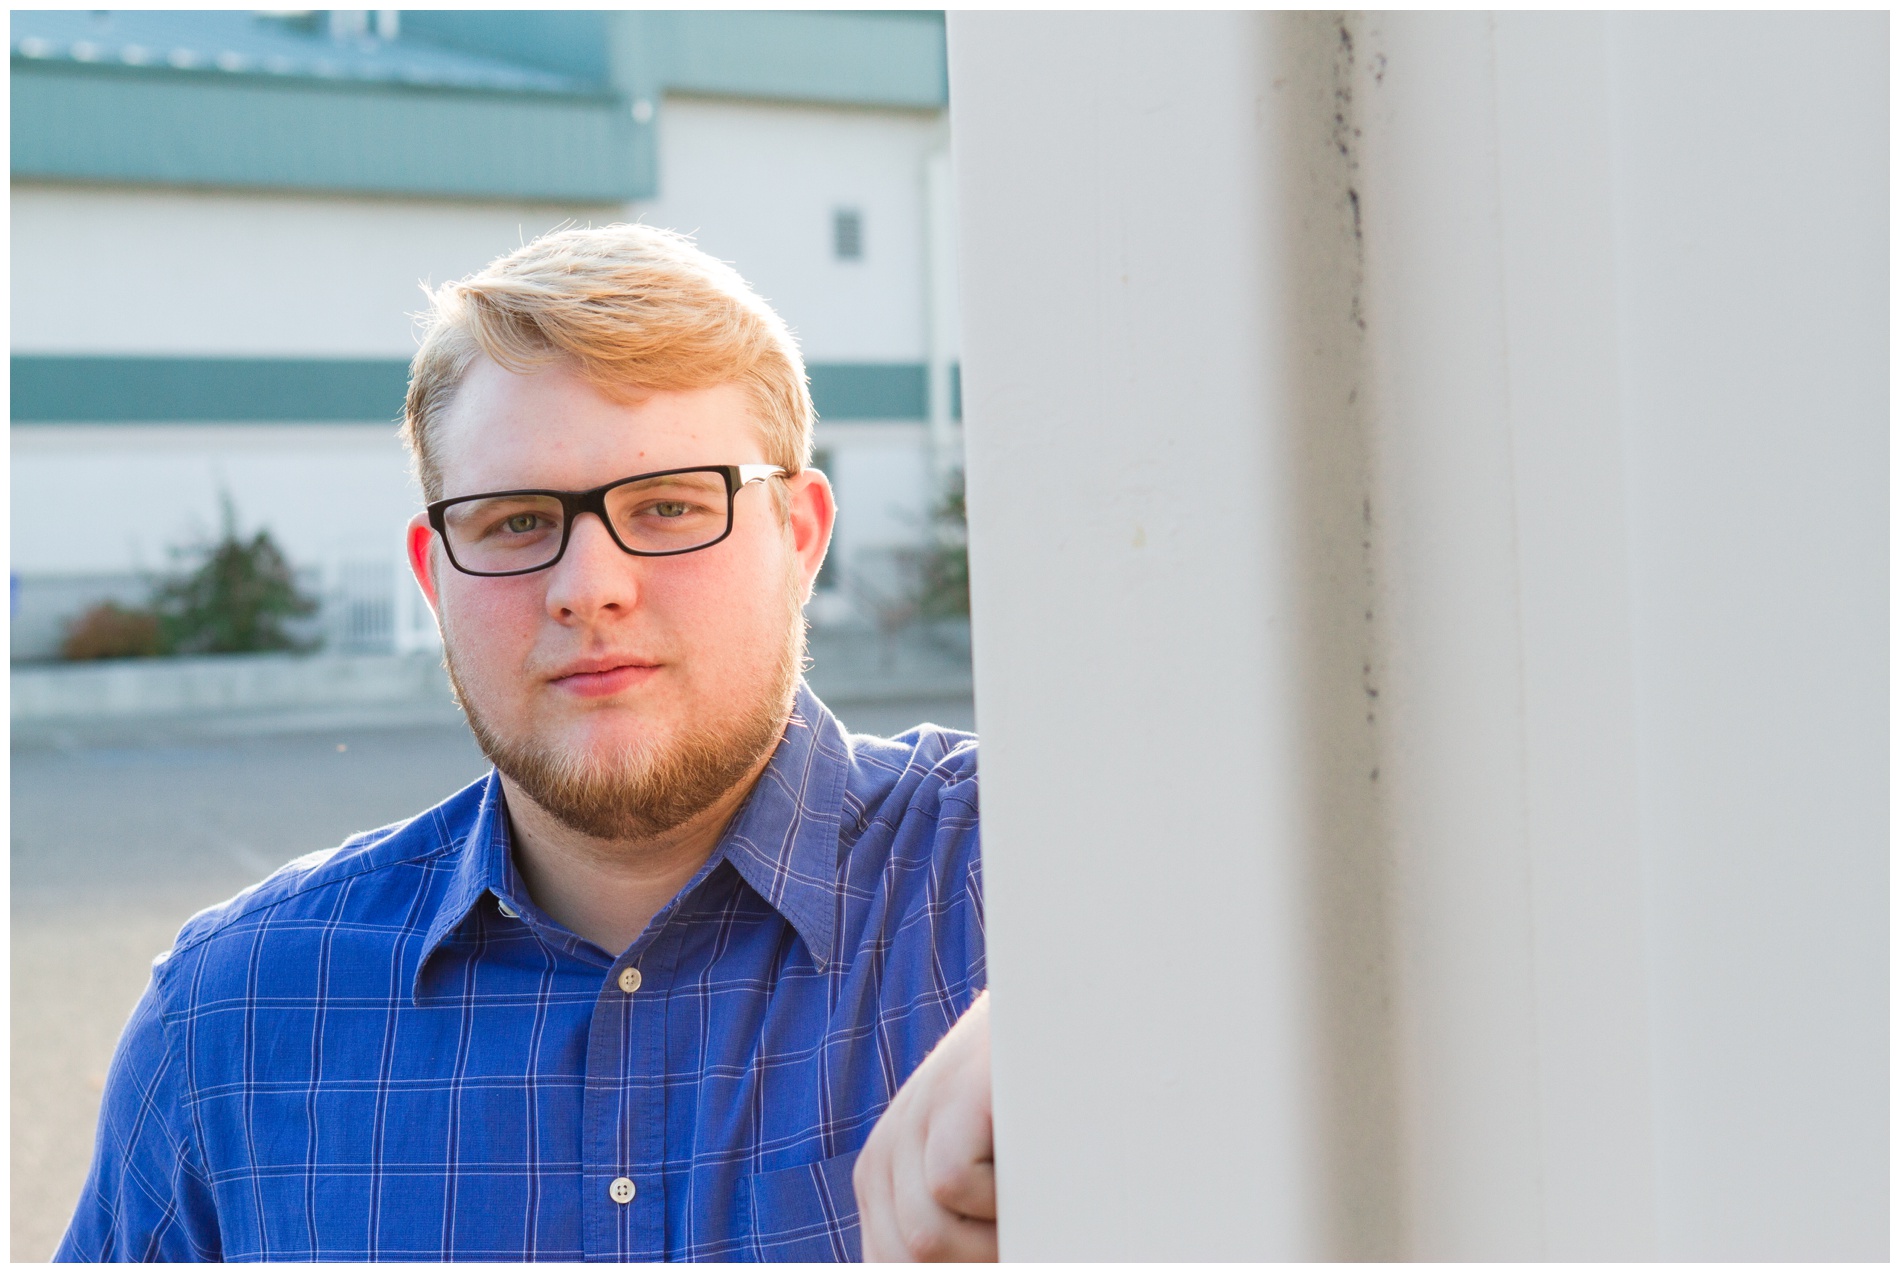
[59,225,997,1262]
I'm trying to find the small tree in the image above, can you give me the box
[915,470,970,620]
[151,496,320,655]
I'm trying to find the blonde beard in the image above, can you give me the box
[443,578,807,843]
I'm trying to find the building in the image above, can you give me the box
[10,9,962,660]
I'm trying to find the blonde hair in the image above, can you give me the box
[403,223,813,501]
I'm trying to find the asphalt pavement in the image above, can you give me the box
[9,694,974,1260]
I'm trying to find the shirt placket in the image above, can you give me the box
[581,926,679,1261]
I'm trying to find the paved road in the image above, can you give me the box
[9,696,973,1260]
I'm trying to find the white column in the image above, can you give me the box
[951,13,1343,1260]
[953,9,1887,1262]
[1599,14,1887,1257]
[1351,13,1657,1255]
[1349,12,1886,1256]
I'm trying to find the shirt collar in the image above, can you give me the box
[413,768,517,1001]
[413,680,850,1000]
[715,680,849,969]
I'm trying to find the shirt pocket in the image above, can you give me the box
[742,1148,863,1262]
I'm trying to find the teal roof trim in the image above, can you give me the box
[643,12,947,110]
[12,357,414,424]
[807,364,929,421]
[11,64,648,202]
[11,357,939,424]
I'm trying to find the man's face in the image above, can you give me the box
[407,357,834,840]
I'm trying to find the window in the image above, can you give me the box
[832,208,863,261]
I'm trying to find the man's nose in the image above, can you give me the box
[542,512,640,621]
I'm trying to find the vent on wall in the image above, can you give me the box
[833,208,863,261]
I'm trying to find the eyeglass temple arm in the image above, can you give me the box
[737,464,788,485]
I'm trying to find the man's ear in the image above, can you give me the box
[406,514,442,613]
[785,469,837,602]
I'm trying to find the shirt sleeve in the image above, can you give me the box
[55,965,222,1262]
[937,758,987,1013]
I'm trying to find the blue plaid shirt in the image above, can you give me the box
[58,684,984,1262]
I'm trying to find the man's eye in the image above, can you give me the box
[649,501,692,519]
[502,513,542,534]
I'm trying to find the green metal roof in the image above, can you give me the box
[625,12,948,111]
[11,10,584,92]
[12,64,645,203]
[9,10,947,203]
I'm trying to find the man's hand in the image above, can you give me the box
[854,990,997,1261]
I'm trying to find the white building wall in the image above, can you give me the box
[11,184,618,356]
[632,96,958,629]
[10,97,956,366]
[631,96,949,364]
[10,425,415,576]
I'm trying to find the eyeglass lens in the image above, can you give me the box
[441,470,732,572]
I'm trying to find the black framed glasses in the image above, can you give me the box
[426,464,787,577]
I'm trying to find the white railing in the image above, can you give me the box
[318,559,440,656]
[391,559,442,655]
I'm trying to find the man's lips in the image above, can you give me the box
[548,659,662,698]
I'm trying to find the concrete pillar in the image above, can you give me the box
[1351,13,1655,1256]
[951,12,1376,1259]
[952,10,1886,1261]
[1595,15,1887,1257]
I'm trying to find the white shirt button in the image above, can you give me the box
[617,966,642,994]
[494,895,519,919]
[609,1176,636,1205]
